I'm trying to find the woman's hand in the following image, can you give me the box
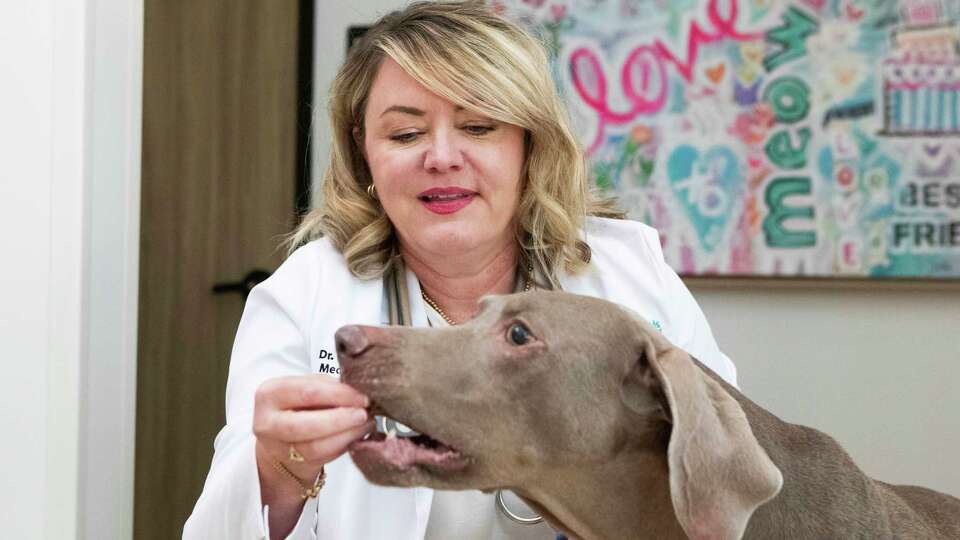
[252,375,373,535]
[254,374,373,477]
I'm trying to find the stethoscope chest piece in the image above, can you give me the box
[495,489,544,525]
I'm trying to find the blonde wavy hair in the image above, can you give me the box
[289,0,621,287]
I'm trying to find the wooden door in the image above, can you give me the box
[136,2,305,538]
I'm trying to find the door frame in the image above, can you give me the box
[68,0,143,538]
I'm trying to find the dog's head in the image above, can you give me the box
[337,290,781,539]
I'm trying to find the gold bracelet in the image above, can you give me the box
[271,458,326,500]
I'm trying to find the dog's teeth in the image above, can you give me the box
[387,428,396,439]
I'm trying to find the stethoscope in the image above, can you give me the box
[382,258,549,528]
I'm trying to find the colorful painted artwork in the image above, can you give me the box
[494,0,960,277]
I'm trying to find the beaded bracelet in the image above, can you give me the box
[271,458,325,500]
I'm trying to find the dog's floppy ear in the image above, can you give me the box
[639,342,783,540]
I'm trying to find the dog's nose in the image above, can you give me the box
[335,325,370,357]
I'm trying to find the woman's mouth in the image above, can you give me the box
[417,188,476,215]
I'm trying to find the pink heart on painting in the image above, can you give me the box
[550,3,567,21]
[845,3,864,21]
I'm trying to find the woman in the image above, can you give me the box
[184,2,736,539]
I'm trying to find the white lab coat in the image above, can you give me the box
[183,217,737,540]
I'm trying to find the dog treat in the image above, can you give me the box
[375,415,420,438]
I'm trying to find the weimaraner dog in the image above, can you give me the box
[335,290,960,539]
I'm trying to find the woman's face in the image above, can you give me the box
[362,58,526,263]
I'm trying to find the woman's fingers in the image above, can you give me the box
[287,420,376,464]
[253,375,376,469]
[261,406,371,443]
[257,374,369,412]
[259,418,374,469]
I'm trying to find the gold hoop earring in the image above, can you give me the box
[366,183,377,200]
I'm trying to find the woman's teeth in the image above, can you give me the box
[420,193,470,202]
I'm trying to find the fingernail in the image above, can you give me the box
[353,408,368,423]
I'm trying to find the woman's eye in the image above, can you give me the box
[390,132,419,143]
[464,125,495,136]
[507,323,532,346]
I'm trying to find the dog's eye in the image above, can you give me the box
[507,323,531,346]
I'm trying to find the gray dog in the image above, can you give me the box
[335,290,960,540]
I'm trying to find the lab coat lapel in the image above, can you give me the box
[310,263,433,539]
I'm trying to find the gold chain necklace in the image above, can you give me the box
[420,269,532,326]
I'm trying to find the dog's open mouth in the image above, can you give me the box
[348,403,469,473]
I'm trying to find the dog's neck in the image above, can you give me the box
[516,450,687,540]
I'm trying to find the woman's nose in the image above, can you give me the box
[423,129,464,173]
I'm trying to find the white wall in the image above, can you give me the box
[315,1,960,499]
[0,3,63,536]
[0,1,141,538]
[693,283,960,497]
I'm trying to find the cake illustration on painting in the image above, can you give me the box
[882,0,960,136]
